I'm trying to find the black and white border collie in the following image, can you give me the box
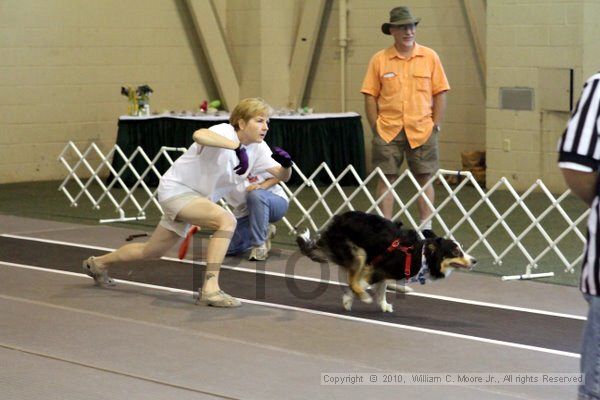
[296,211,476,312]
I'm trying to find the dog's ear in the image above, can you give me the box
[422,229,438,239]
[427,237,443,252]
[394,220,403,229]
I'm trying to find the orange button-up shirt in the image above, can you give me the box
[361,43,450,147]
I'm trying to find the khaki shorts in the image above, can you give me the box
[371,129,439,175]
[159,192,202,237]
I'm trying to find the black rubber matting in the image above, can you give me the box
[0,236,583,354]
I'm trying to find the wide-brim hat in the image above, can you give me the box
[381,6,421,35]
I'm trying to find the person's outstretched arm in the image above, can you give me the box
[193,128,249,175]
[192,128,238,150]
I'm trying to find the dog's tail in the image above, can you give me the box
[296,229,329,263]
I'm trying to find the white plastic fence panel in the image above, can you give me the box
[58,141,587,279]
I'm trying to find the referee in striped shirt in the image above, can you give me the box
[558,71,600,400]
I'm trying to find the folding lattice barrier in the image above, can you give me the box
[59,141,588,280]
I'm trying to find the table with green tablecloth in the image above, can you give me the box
[111,112,366,186]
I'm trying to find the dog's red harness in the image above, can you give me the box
[372,239,414,279]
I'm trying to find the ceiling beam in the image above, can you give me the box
[185,0,239,109]
[288,0,328,108]
[461,0,486,89]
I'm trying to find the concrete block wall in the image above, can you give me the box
[486,0,586,192]
[0,0,215,183]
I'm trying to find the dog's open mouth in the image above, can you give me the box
[450,262,474,270]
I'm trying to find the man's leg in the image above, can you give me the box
[246,190,272,248]
[246,190,288,244]
[408,129,439,231]
[376,175,398,220]
[415,173,434,230]
[579,294,600,399]
[371,133,404,220]
[226,216,251,255]
[267,193,289,223]
[246,189,288,260]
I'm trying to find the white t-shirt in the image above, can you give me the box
[224,172,289,218]
[157,123,279,202]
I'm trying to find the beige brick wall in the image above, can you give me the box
[0,0,215,183]
[583,1,600,82]
[486,0,591,192]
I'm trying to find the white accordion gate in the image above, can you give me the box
[58,141,588,281]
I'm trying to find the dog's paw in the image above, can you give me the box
[380,302,393,313]
[342,293,354,311]
[298,228,311,242]
[395,284,414,293]
[358,292,373,304]
[387,281,414,293]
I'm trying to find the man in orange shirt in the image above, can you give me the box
[361,6,449,233]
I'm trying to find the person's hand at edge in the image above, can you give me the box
[271,146,293,168]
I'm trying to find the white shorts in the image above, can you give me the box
[158,192,203,237]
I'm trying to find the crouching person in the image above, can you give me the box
[225,172,290,261]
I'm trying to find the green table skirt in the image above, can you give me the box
[111,115,366,187]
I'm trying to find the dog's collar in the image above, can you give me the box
[372,238,414,280]
[406,246,429,285]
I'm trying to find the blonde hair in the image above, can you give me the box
[229,98,272,130]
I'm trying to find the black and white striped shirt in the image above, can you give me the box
[558,71,600,295]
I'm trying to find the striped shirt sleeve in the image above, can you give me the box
[558,72,600,171]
